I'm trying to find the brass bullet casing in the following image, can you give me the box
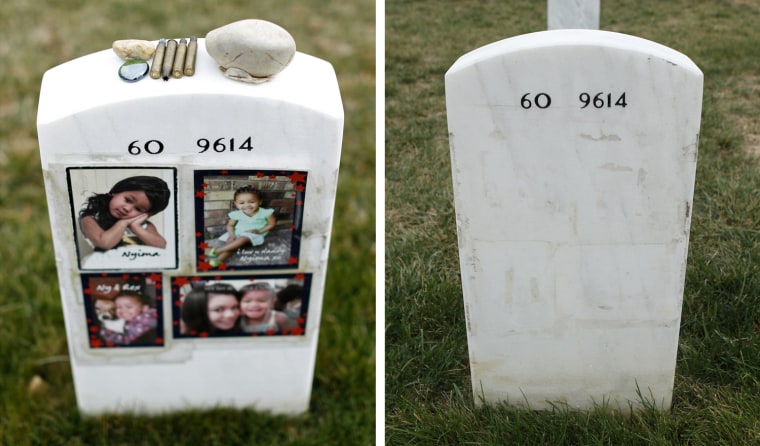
[184,36,197,76]
[172,38,187,79]
[150,39,166,79]
[162,39,177,81]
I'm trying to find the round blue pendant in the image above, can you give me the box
[118,59,149,82]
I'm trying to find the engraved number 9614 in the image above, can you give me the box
[197,137,254,153]
[579,92,627,109]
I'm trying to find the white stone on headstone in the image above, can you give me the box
[445,30,702,412]
[548,0,600,30]
[37,39,343,415]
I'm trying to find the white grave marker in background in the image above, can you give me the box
[37,39,342,415]
[548,0,600,30]
[446,30,702,411]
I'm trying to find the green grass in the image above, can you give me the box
[0,1,375,444]
[386,0,760,444]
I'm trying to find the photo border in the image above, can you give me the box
[171,273,312,339]
[81,272,165,349]
[193,169,307,272]
[66,166,178,271]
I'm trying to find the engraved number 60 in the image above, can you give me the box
[520,93,552,109]
[128,139,164,155]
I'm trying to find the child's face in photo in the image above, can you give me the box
[115,296,146,321]
[234,192,262,216]
[207,293,240,330]
[240,290,273,320]
[109,190,151,220]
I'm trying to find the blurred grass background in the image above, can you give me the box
[0,1,375,444]
[386,0,759,444]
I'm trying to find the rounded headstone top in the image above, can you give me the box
[447,30,701,79]
[205,19,296,83]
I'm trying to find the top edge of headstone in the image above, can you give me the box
[446,30,701,78]
[38,38,342,126]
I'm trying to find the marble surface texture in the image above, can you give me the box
[548,0,600,30]
[446,30,702,412]
[37,40,343,415]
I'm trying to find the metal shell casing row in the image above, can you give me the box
[150,37,197,80]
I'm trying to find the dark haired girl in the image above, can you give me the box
[208,185,275,266]
[79,176,170,250]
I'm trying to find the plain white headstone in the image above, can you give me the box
[446,30,702,412]
[548,0,600,30]
[37,39,343,415]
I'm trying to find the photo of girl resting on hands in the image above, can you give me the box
[79,175,171,250]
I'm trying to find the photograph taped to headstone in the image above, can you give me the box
[171,273,311,338]
[194,170,306,271]
[67,167,177,270]
[81,273,164,348]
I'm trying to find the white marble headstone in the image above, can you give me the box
[548,0,600,30]
[446,30,702,412]
[37,39,343,415]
